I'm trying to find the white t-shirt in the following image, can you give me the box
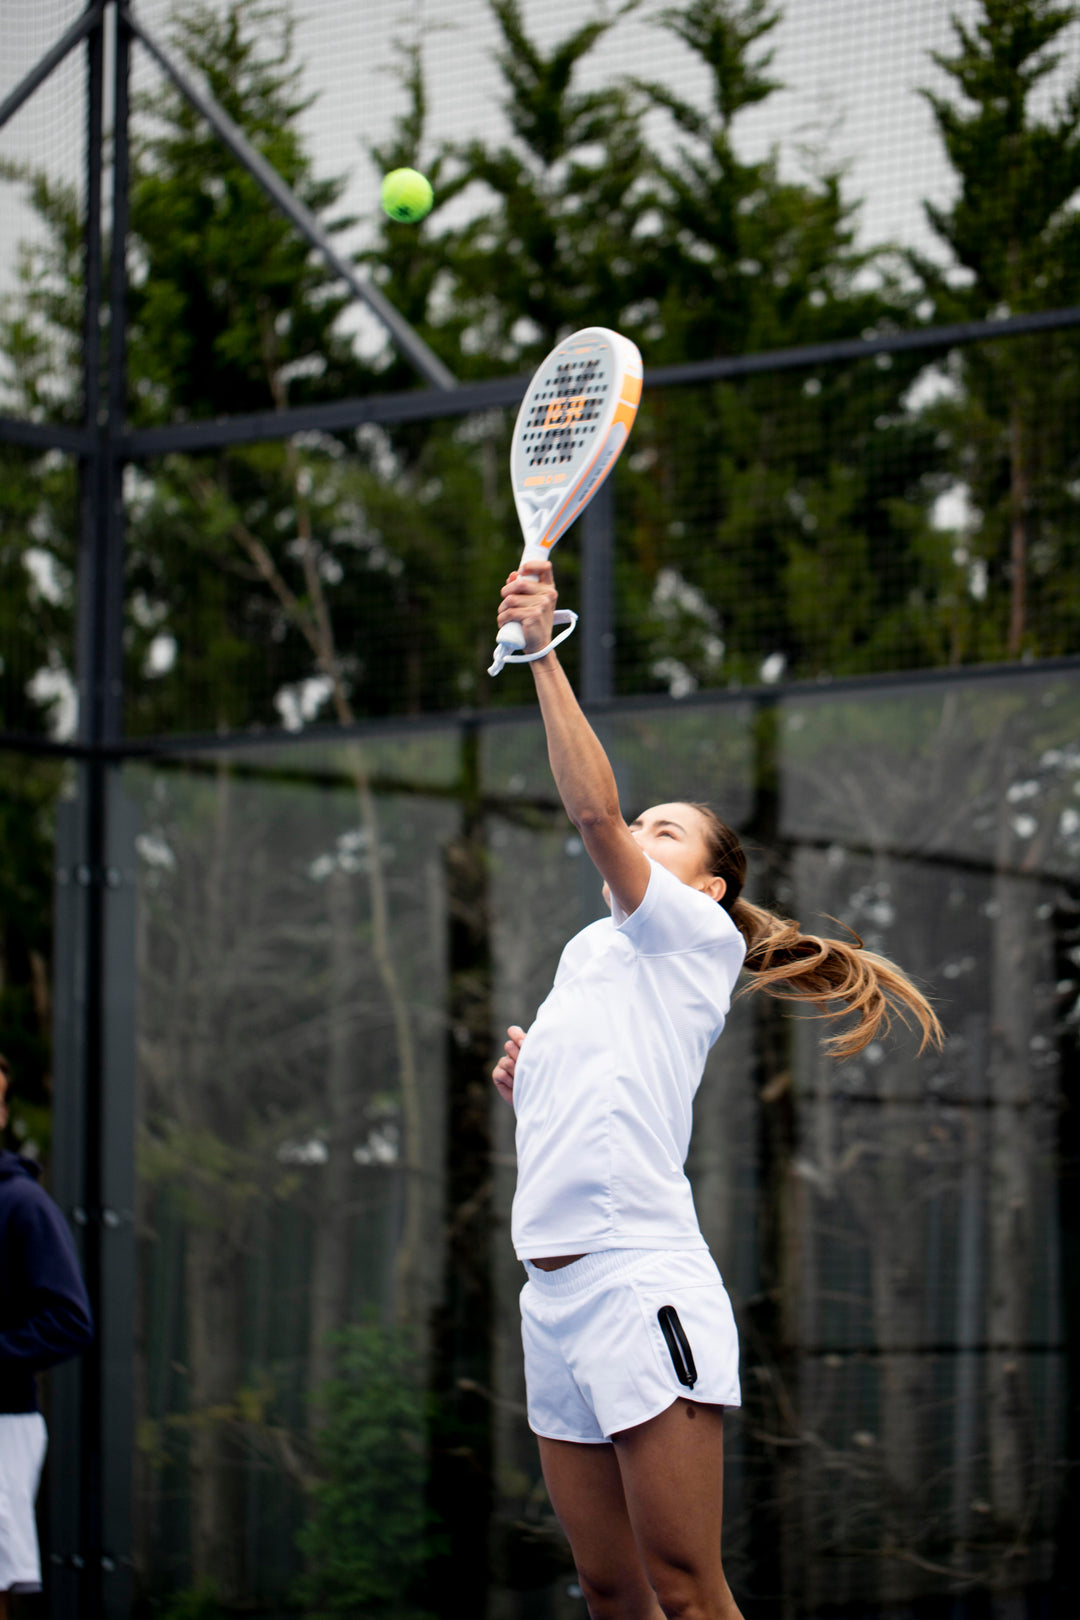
[511,857,746,1260]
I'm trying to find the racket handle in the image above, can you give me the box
[499,545,548,649]
[496,619,527,652]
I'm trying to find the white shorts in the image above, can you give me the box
[0,1412,47,1594]
[520,1248,741,1443]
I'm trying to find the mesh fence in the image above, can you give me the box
[114,323,1080,736]
[2,332,1077,741]
[3,3,1080,742]
[0,2,87,323]
[617,332,1080,693]
[121,667,1079,1614]
[121,415,524,736]
[1,11,1079,1619]
[0,446,78,736]
[128,0,1080,280]
[1,4,85,737]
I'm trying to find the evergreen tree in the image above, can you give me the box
[0,166,83,739]
[343,39,520,711]
[357,41,469,390]
[634,0,891,360]
[614,0,946,691]
[446,0,652,369]
[912,0,1080,658]
[0,170,83,1146]
[0,755,61,1159]
[121,0,372,735]
[294,1323,440,1618]
[124,6,516,727]
[129,0,365,424]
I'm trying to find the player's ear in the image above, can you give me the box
[701,873,727,903]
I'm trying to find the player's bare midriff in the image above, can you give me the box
[530,1254,587,1271]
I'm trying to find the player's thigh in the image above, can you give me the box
[613,1398,741,1618]
[537,1436,660,1620]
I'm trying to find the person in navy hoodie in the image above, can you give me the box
[0,1054,93,1615]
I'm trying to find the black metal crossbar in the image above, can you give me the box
[73,302,1080,457]
[126,8,457,392]
[0,1,103,132]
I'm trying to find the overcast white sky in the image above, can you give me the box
[3,1,1080,330]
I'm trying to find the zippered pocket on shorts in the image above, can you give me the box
[657,1304,697,1390]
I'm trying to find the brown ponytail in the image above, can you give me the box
[687,805,944,1060]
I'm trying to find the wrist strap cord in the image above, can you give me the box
[488,609,578,677]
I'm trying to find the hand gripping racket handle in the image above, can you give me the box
[495,544,550,653]
[489,546,556,676]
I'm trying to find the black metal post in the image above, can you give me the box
[47,9,107,1616]
[97,14,137,1615]
[50,6,136,1617]
[104,2,132,741]
[47,802,90,1620]
[740,690,798,1615]
[581,475,615,704]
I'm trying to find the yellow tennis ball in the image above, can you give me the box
[380,167,433,224]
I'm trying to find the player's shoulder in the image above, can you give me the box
[643,857,724,916]
[632,859,744,951]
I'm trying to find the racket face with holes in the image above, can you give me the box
[510,327,642,563]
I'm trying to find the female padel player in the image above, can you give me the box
[491,562,942,1620]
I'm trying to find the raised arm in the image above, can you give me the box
[497,563,650,916]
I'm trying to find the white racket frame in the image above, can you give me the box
[489,326,642,675]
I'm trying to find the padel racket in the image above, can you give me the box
[489,326,642,675]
